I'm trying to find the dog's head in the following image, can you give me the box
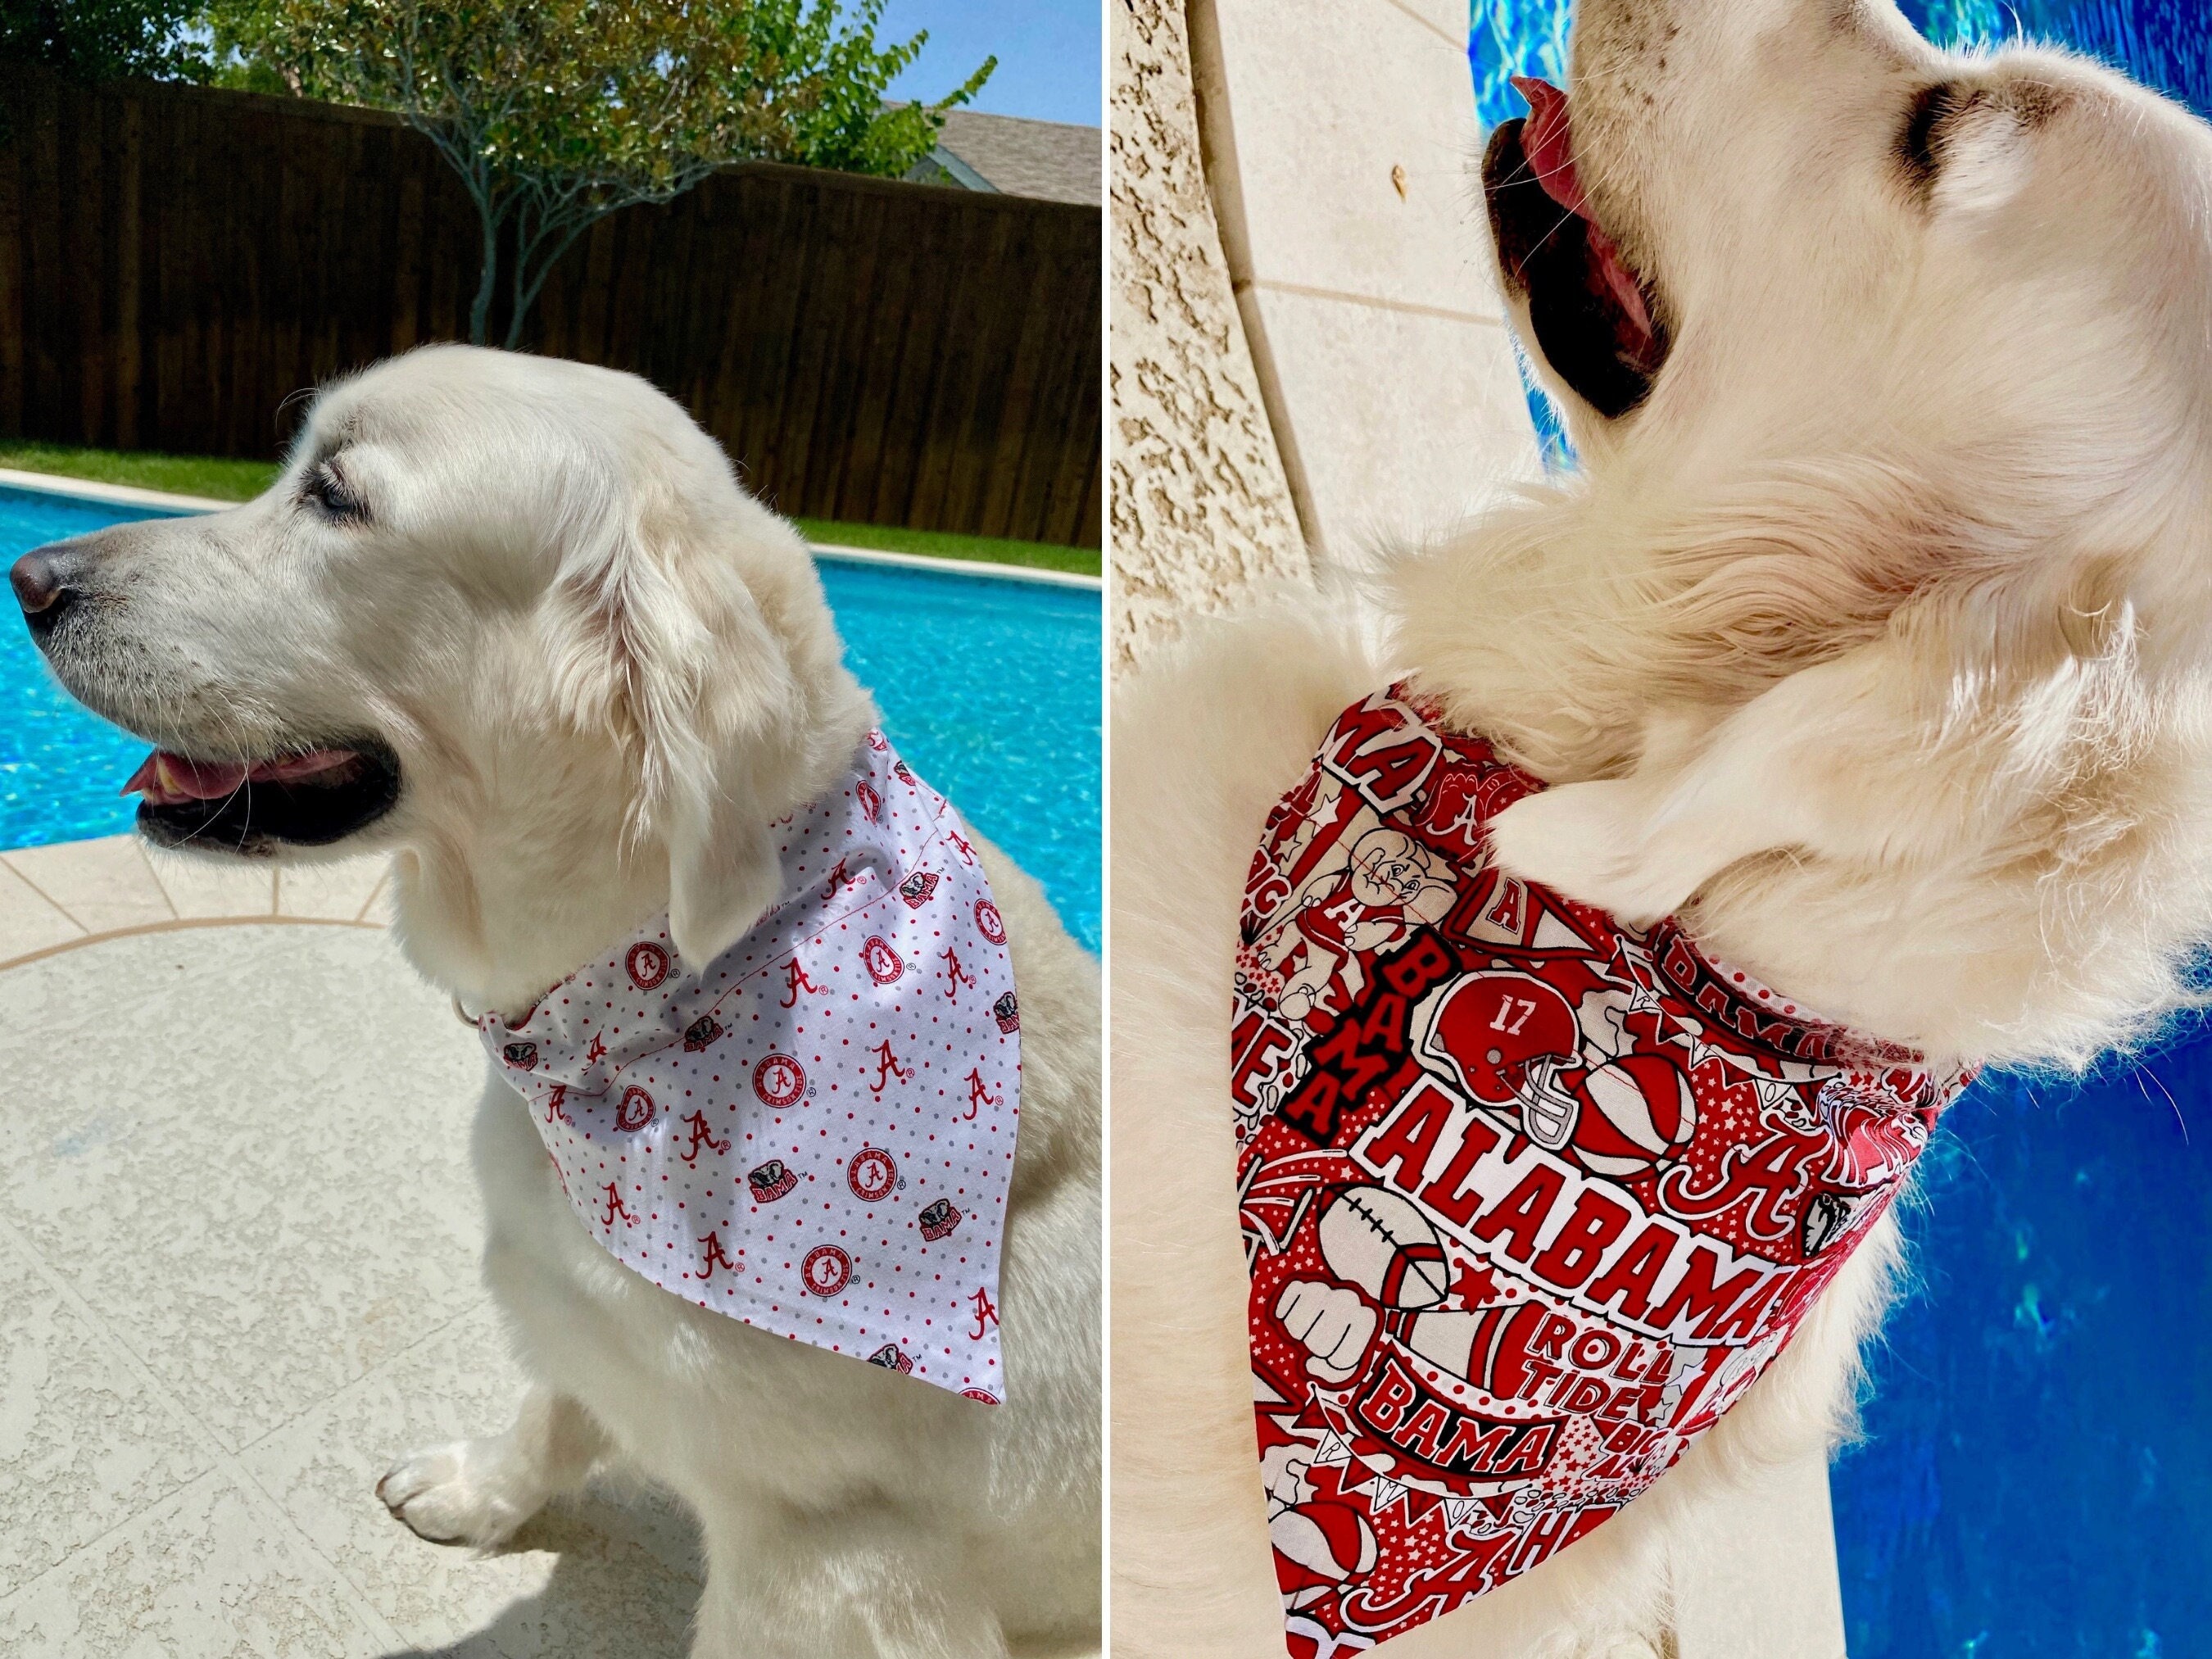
[1488,0,2212,475]
[10,346,864,987]
[1425,0,2212,777]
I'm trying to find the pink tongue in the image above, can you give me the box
[1511,75,1655,347]
[1513,75,1589,216]
[123,749,356,805]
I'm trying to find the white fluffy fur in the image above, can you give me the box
[42,346,1099,1657]
[1113,1,2212,1652]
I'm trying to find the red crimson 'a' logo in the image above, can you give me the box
[848,1145,899,1202]
[614,1086,656,1131]
[801,1244,852,1297]
[975,900,1007,945]
[625,941,671,990]
[863,936,904,985]
[753,1053,806,1108]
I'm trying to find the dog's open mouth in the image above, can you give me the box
[1484,78,1670,420]
[122,742,401,853]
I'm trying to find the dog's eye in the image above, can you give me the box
[303,463,369,525]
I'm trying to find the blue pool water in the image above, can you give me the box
[1469,4,2212,1652]
[0,485,1100,952]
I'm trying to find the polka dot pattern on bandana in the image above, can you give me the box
[481,732,1019,1402]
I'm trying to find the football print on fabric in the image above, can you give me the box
[477,731,1021,1402]
[1232,687,1968,1653]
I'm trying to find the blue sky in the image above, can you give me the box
[877,0,1100,127]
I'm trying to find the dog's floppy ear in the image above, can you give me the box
[1918,84,2045,218]
[553,479,803,968]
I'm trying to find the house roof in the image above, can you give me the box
[931,110,1100,206]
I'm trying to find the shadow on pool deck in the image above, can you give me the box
[0,847,708,1655]
[381,1495,704,1657]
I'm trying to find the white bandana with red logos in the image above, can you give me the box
[478,731,1019,1403]
[1233,688,1967,1653]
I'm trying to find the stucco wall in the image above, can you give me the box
[1109,0,1543,669]
[1109,0,1311,668]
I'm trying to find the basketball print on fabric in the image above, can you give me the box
[1231,687,1967,1653]
[475,731,1021,1401]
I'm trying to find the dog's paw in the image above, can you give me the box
[1487,782,1694,926]
[376,1438,546,1548]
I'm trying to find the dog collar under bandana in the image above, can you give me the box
[1232,688,1966,1652]
[478,730,1019,1402]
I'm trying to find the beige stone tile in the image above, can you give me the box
[1243,284,1539,559]
[145,845,279,920]
[2,835,174,936]
[0,861,84,966]
[0,1465,392,1657]
[358,868,397,927]
[0,925,491,1453]
[1208,0,1497,319]
[1671,1452,1847,1658]
[1380,0,1472,48]
[238,1307,701,1657]
[0,1231,216,1598]
[279,856,394,924]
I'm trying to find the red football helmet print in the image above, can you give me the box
[1419,970,1583,1149]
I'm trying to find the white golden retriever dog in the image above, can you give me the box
[12,347,1099,1658]
[1114,0,2212,1652]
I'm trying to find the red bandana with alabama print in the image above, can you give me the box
[1233,688,1965,1652]
[479,730,1019,1402]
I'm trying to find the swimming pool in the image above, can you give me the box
[0,484,1101,952]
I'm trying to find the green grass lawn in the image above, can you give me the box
[791,517,1099,578]
[0,441,1099,578]
[0,441,279,502]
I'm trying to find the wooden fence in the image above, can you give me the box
[0,66,1100,546]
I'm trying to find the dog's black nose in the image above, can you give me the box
[10,547,80,633]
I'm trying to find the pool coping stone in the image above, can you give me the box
[0,834,388,973]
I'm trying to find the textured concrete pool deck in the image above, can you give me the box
[0,838,704,1656]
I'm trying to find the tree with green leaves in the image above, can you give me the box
[205,0,992,348]
[0,0,207,81]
